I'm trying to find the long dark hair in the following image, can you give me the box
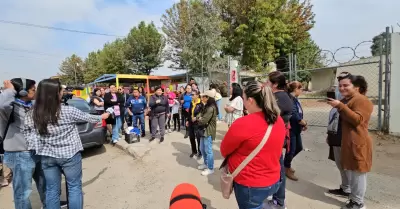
[230,83,242,101]
[352,75,368,95]
[202,97,219,116]
[268,71,287,90]
[32,79,62,135]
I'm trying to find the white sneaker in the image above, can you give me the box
[201,169,214,176]
[197,164,207,170]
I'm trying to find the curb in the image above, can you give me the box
[114,139,139,159]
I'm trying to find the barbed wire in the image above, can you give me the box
[259,40,375,70]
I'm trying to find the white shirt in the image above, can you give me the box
[171,99,180,114]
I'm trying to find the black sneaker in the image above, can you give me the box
[197,154,202,160]
[328,188,350,197]
[172,128,176,132]
[141,133,145,138]
[160,137,164,143]
[149,137,155,142]
[341,200,365,209]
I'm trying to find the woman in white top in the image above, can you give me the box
[224,83,243,127]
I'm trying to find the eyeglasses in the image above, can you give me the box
[118,89,123,91]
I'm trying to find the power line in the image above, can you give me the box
[0,19,124,38]
[0,46,64,57]
[0,52,59,62]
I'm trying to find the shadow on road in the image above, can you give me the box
[171,142,223,167]
[286,178,344,207]
[201,197,217,209]
[81,145,106,159]
[28,157,109,208]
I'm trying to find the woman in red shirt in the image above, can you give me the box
[220,81,286,209]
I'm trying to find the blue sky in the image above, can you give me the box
[0,0,399,83]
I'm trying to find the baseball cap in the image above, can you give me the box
[200,90,216,98]
[170,183,203,209]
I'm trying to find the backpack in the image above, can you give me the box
[0,105,14,154]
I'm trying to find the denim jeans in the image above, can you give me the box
[132,113,145,134]
[200,135,214,170]
[234,181,281,209]
[272,154,286,206]
[112,116,122,141]
[284,131,303,168]
[41,152,83,209]
[3,151,46,209]
[216,100,223,120]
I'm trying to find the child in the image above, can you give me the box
[171,99,180,132]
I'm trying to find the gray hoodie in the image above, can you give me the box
[0,89,30,152]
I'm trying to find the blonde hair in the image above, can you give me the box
[244,81,280,124]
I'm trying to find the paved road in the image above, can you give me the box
[1,125,399,209]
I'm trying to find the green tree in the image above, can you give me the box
[58,54,85,85]
[83,50,102,84]
[161,0,192,70]
[162,0,226,74]
[98,39,130,75]
[125,21,165,75]
[371,32,390,56]
[215,0,315,71]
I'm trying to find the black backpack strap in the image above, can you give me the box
[169,194,202,207]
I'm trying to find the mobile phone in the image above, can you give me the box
[327,91,336,100]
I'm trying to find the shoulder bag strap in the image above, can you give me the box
[231,125,273,178]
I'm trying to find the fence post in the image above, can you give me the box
[289,53,293,82]
[378,36,384,131]
[227,56,231,96]
[383,26,391,133]
[294,54,298,81]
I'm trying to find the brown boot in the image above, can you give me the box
[285,167,299,181]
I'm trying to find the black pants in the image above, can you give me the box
[182,109,190,128]
[172,113,180,130]
[188,124,201,155]
[284,131,303,168]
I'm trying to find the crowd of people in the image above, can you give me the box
[0,71,374,209]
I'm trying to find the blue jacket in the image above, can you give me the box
[126,95,147,114]
[290,97,304,133]
[182,93,192,109]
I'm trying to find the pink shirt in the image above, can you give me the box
[167,92,176,106]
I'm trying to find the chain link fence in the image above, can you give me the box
[283,55,384,130]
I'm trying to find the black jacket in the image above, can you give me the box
[149,94,169,115]
[104,92,124,124]
[187,100,203,126]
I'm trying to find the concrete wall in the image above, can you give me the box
[389,33,400,135]
[308,68,336,91]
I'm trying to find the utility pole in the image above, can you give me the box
[74,63,80,86]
